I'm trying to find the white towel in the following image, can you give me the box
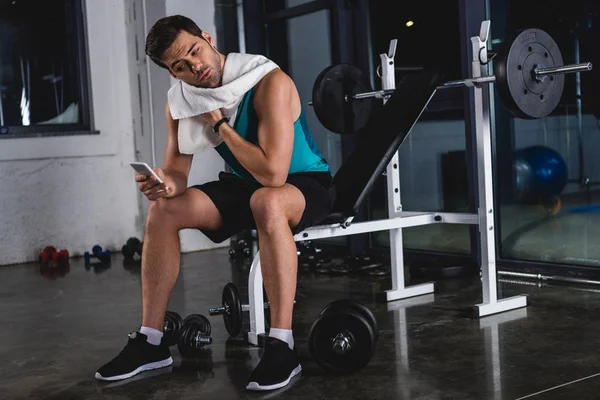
[167,53,279,154]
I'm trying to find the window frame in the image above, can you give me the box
[0,0,96,139]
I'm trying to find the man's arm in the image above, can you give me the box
[163,100,193,198]
[217,69,297,187]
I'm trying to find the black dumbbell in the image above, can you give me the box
[177,314,213,358]
[122,237,143,261]
[208,283,275,337]
[162,310,183,346]
[308,299,378,374]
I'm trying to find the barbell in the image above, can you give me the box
[310,28,593,134]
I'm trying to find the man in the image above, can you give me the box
[95,15,335,392]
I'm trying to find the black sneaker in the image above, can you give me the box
[95,331,173,381]
[246,337,302,391]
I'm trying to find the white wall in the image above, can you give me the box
[0,0,140,265]
[141,0,227,253]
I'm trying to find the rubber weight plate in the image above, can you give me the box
[312,64,375,134]
[178,314,212,357]
[222,283,243,337]
[183,313,212,337]
[163,311,183,346]
[308,309,376,374]
[494,28,564,119]
[319,299,379,341]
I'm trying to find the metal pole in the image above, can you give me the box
[498,270,600,286]
[534,62,592,77]
[345,63,593,103]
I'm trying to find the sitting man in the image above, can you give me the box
[95,15,335,391]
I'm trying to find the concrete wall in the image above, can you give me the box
[0,0,140,266]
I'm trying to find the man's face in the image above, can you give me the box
[162,30,222,88]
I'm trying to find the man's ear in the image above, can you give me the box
[201,31,216,49]
[168,69,177,79]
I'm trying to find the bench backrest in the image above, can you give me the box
[331,71,442,217]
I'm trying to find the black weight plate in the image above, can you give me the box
[308,310,376,374]
[319,299,379,341]
[223,283,243,337]
[183,314,212,336]
[163,311,183,346]
[494,28,564,119]
[312,64,375,134]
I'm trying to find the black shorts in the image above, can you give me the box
[192,171,336,243]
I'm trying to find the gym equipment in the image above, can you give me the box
[245,20,545,347]
[122,237,143,261]
[163,310,183,347]
[208,282,272,337]
[39,245,70,265]
[310,27,592,134]
[84,245,111,265]
[297,240,331,269]
[229,238,251,258]
[514,145,568,204]
[308,299,378,374]
[177,314,213,358]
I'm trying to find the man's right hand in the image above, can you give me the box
[136,167,173,201]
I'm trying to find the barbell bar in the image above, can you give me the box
[309,28,594,134]
[346,62,592,102]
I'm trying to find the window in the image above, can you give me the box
[0,0,92,138]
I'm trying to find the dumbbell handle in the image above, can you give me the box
[191,333,213,348]
[210,300,295,315]
[209,305,229,316]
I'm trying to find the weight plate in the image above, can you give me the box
[183,314,212,336]
[312,64,375,134]
[308,309,376,374]
[163,311,183,346]
[222,283,243,337]
[319,299,379,341]
[494,28,565,119]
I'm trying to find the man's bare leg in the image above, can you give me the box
[250,185,305,331]
[141,188,223,331]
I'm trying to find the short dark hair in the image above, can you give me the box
[145,15,203,69]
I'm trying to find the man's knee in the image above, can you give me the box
[146,199,177,229]
[250,188,285,229]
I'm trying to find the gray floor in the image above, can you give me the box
[2,247,600,399]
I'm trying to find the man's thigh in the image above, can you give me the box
[285,172,336,234]
[191,173,261,243]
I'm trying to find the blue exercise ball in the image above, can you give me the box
[514,145,568,203]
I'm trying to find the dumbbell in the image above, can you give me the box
[122,237,143,261]
[308,299,378,374]
[84,245,111,265]
[177,314,213,358]
[208,282,273,337]
[39,245,70,265]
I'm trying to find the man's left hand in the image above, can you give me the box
[200,108,225,126]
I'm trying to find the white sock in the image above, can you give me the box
[139,326,163,346]
[269,328,294,350]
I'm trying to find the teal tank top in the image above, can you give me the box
[215,88,331,182]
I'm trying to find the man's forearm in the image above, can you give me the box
[219,123,281,186]
[162,168,188,198]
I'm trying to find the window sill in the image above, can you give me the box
[0,130,100,140]
[0,129,120,161]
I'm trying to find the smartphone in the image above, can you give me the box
[130,162,164,184]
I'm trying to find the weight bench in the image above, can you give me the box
[244,22,529,347]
